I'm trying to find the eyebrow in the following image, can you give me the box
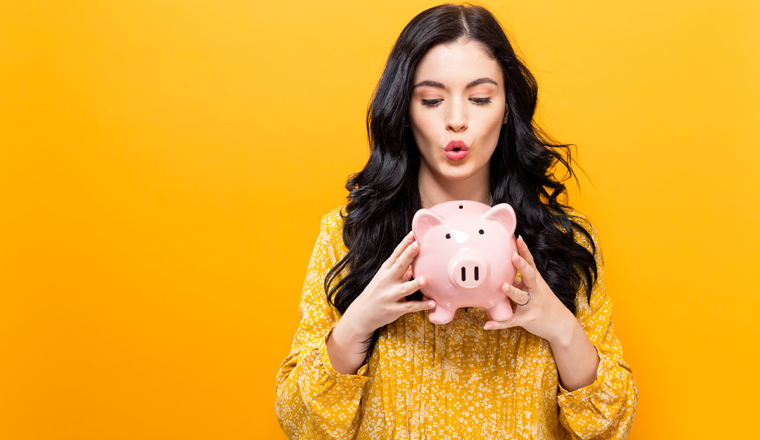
[412,77,499,89]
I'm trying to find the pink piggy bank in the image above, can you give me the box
[412,200,518,324]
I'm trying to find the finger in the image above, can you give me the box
[390,239,420,278]
[511,251,538,290]
[517,235,537,270]
[502,282,531,307]
[483,314,522,330]
[394,275,426,300]
[403,265,413,282]
[512,274,523,290]
[381,231,415,270]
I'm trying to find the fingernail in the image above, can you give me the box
[418,276,426,285]
[502,283,509,292]
[484,324,493,330]
[513,252,519,260]
[518,235,524,244]
[428,301,435,308]
[412,242,419,250]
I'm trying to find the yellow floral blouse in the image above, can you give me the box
[277,206,638,439]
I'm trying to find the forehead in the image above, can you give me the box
[413,39,502,86]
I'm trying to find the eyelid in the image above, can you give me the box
[420,96,491,102]
[420,97,491,107]
[470,97,492,105]
[421,98,442,107]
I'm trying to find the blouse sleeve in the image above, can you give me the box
[556,215,639,439]
[275,208,370,440]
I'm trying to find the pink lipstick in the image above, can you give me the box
[444,140,469,161]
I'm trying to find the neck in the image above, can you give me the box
[418,166,492,209]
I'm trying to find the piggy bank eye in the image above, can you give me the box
[479,229,485,235]
[445,233,451,239]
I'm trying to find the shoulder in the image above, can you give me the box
[560,207,601,257]
[317,205,349,255]
[559,208,608,314]
[320,205,347,234]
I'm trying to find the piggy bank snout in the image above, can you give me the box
[449,251,490,289]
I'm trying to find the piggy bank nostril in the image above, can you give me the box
[448,254,490,289]
[457,265,482,283]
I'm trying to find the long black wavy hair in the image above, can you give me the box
[325,3,598,358]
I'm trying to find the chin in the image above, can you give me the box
[439,164,480,181]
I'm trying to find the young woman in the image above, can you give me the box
[276,4,638,439]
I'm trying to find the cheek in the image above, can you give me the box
[410,107,436,128]
[484,109,505,132]
[409,112,440,148]
[477,112,504,150]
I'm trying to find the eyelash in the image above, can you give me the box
[421,98,492,108]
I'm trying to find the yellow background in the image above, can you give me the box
[1,0,758,438]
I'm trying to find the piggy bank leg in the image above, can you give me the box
[428,305,457,324]
[486,299,513,322]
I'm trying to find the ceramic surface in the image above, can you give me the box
[412,200,518,324]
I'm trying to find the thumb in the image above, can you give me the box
[483,313,523,330]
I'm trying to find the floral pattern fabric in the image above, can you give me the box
[276,206,637,439]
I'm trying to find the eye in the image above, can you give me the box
[479,229,484,235]
[421,99,443,108]
[471,97,492,105]
[445,233,451,239]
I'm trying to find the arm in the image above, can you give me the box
[275,208,434,439]
[485,216,638,439]
[554,220,638,439]
[507,236,602,392]
[326,233,432,375]
[549,310,601,392]
[275,209,369,440]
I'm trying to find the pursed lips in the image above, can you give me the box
[444,140,470,161]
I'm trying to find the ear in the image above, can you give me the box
[482,203,517,235]
[412,209,446,241]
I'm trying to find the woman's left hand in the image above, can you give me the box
[483,235,577,345]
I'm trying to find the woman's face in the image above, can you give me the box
[408,39,507,185]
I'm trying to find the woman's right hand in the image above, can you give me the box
[326,231,435,374]
[343,231,434,337]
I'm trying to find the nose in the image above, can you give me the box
[446,98,468,133]
[449,253,489,289]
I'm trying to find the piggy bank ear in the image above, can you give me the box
[412,209,446,242]
[482,203,517,236]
